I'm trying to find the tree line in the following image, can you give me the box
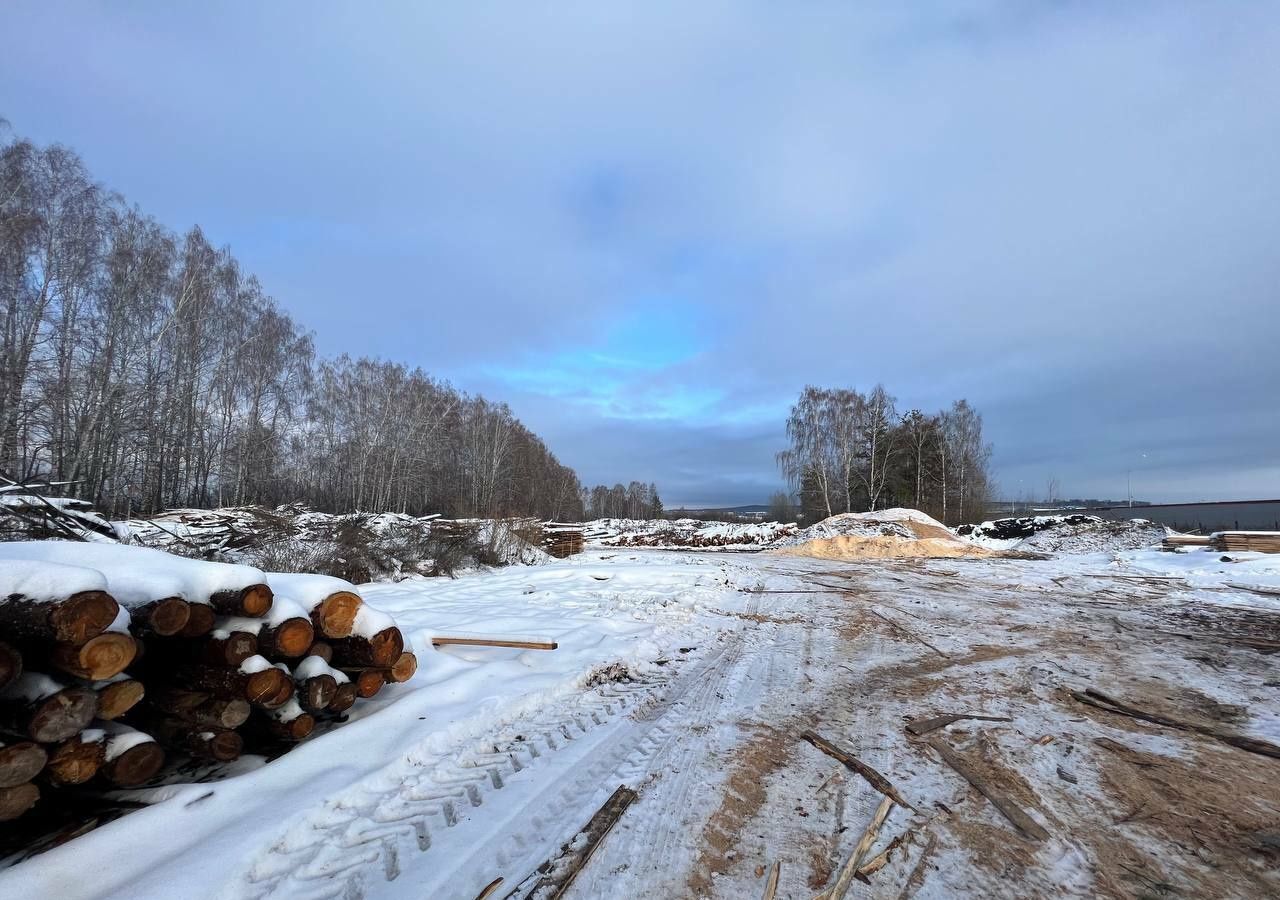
[775,385,992,526]
[582,482,663,520]
[0,126,623,521]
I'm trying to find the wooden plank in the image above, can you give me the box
[760,860,780,900]
[905,713,1013,736]
[431,636,558,651]
[925,735,1049,841]
[518,784,636,899]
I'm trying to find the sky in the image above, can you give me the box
[2,1,1278,507]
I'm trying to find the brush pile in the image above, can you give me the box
[0,542,411,824]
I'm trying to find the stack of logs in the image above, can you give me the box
[1210,532,1280,554]
[0,564,412,824]
[542,524,585,559]
[1161,534,1212,551]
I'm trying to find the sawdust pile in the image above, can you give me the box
[773,508,994,560]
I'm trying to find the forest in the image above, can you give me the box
[0,129,593,520]
[776,385,993,526]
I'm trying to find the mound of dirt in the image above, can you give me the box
[959,514,1168,554]
[774,508,994,560]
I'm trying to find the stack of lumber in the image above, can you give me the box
[1210,532,1280,554]
[0,544,413,824]
[542,523,585,559]
[1161,534,1212,551]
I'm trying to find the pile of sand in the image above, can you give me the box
[773,508,994,560]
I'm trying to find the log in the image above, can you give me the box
[0,677,97,743]
[146,687,251,729]
[177,602,216,638]
[248,702,314,742]
[309,591,362,639]
[1073,688,1280,760]
[143,715,242,761]
[854,831,909,884]
[208,583,273,617]
[761,861,780,900]
[430,635,556,651]
[328,681,357,713]
[197,631,258,667]
[925,735,1049,841]
[257,617,314,659]
[387,651,417,683]
[95,677,145,720]
[99,727,164,787]
[905,713,1013,737]
[328,627,404,668]
[176,661,293,708]
[297,673,338,714]
[0,641,21,692]
[351,669,384,699]
[0,590,118,645]
[307,641,333,663]
[800,730,915,810]
[132,597,191,637]
[0,783,38,821]
[0,741,47,788]
[50,631,137,680]
[44,730,107,786]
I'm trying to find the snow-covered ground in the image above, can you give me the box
[3,545,1279,899]
[585,517,797,548]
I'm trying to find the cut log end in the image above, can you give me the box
[45,735,106,786]
[0,742,48,788]
[329,682,357,713]
[286,713,315,741]
[307,641,333,663]
[180,602,217,638]
[270,618,315,658]
[312,591,362,639]
[101,741,165,787]
[245,668,293,708]
[96,679,145,720]
[300,674,338,713]
[53,631,137,680]
[208,730,243,762]
[145,597,191,637]
[50,590,119,645]
[354,670,384,699]
[28,687,98,743]
[0,783,39,822]
[240,583,274,617]
[387,651,417,684]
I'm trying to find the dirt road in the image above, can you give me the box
[233,553,1280,899]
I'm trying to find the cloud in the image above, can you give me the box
[3,1,1277,504]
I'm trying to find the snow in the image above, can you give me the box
[101,723,156,762]
[263,572,357,611]
[585,517,796,548]
[0,542,264,605]
[293,655,348,683]
[237,655,273,675]
[1,672,64,703]
[351,602,397,640]
[0,557,106,601]
[959,514,1169,554]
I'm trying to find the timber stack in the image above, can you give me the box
[0,544,412,824]
[1210,531,1280,554]
[1161,534,1212,551]
[542,523,585,558]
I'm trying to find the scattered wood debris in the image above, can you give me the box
[800,730,915,810]
[431,634,558,651]
[905,713,1013,736]
[518,784,636,899]
[1072,687,1280,759]
[923,734,1050,841]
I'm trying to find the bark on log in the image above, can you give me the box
[44,731,107,786]
[176,664,293,708]
[208,583,273,617]
[0,741,47,788]
[0,641,21,692]
[297,674,338,715]
[145,687,251,729]
[100,739,164,787]
[0,590,118,645]
[328,627,404,668]
[0,681,97,743]
[257,617,314,659]
[309,591,362,639]
[0,783,38,821]
[132,597,191,638]
[50,632,137,680]
[95,678,145,720]
[142,715,242,761]
[177,603,216,638]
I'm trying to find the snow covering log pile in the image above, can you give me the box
[585,518,798,548]
[0,542,411,824]
[957,514,1169,554]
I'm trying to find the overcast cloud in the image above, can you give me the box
[3,1,1277,506]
